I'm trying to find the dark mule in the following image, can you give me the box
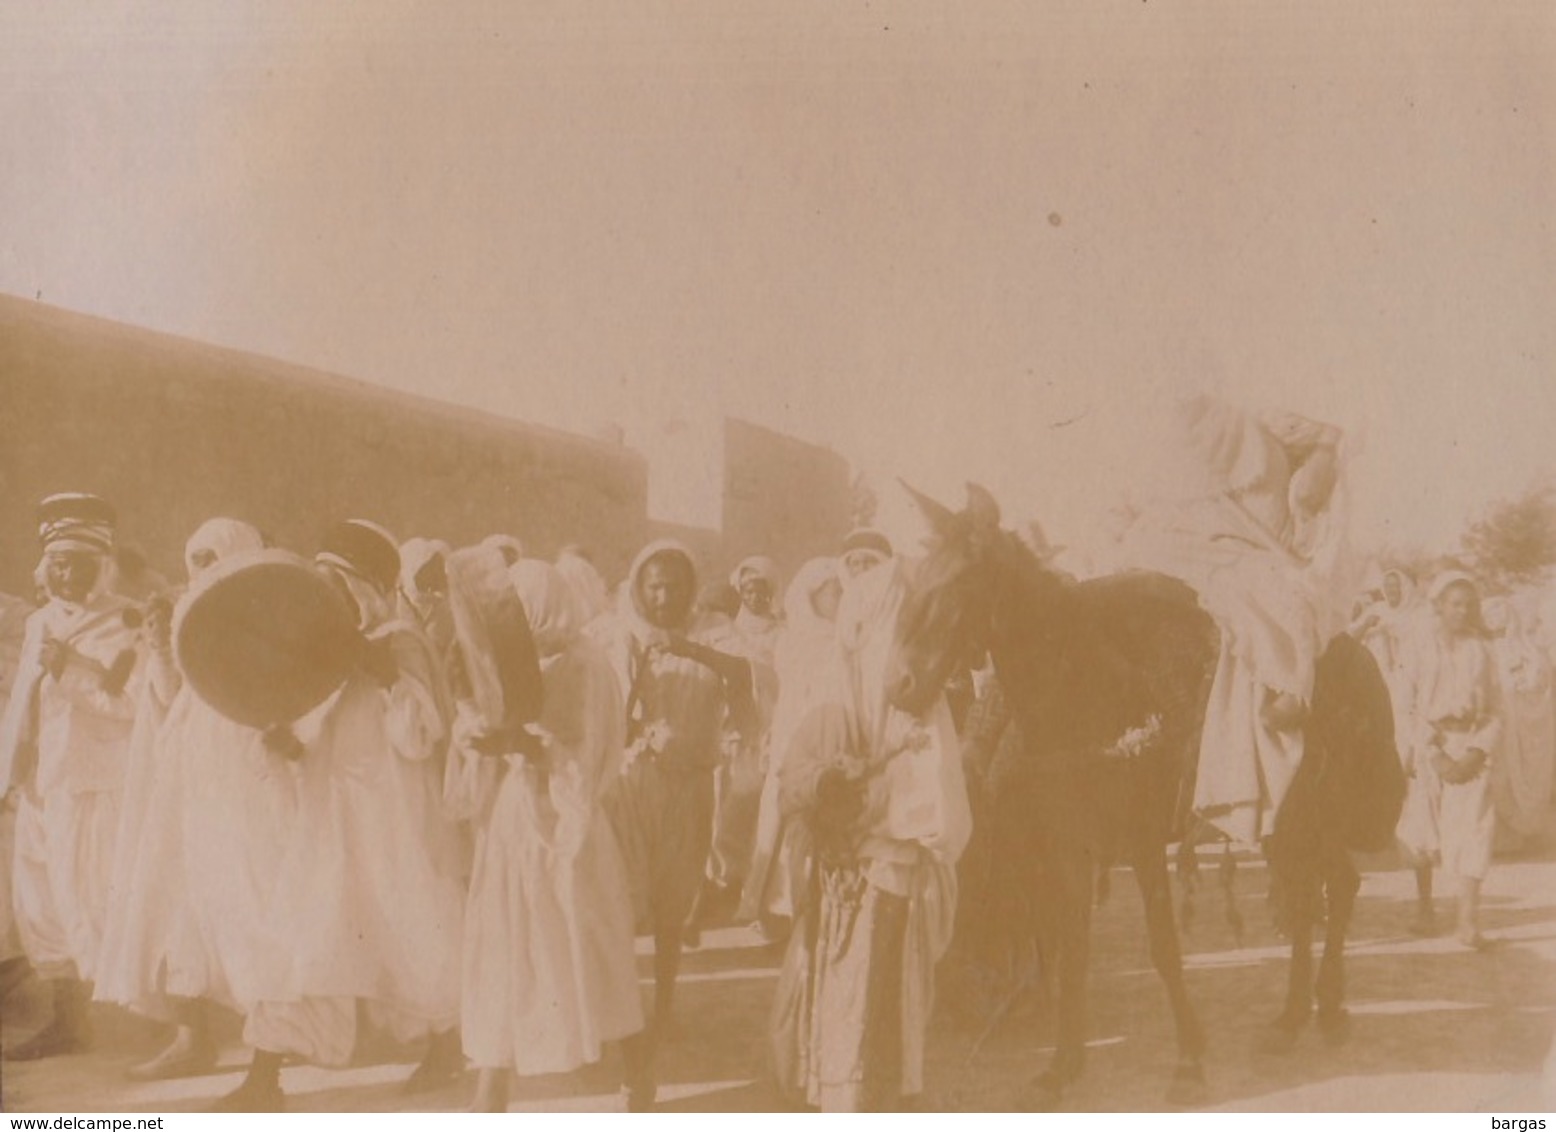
[1262,626,1404,1050]
[886,484,1402,1107]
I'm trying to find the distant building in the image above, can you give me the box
[719,418,852,584]
[1,297,855,602]
[0,297,649,594]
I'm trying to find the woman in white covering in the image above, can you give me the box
[451,559,650,1112]
[1396,571,1504,947]
[738,557,843,933]
[770,557,971,1112]
[96,518,290,1080]
[1482,594,1555,850]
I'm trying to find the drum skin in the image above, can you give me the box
[174,548,364,729]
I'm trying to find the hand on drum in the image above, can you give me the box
[262,724,307,761]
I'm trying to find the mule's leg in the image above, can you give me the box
[1176,836,1199,931]
[1219,843,1244,945]
[1132,843,1208,1105]
[1023,843,1093,1110]
[1260,861,1314,1054]
[1315,849,1360,1044]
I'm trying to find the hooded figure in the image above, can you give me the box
[482,533,525,568]
[700,556,784,903]
[454,560,650,1111]
[738,557,844,927]
[0,494,142,1062]
[839,529,893,586]
[220,519,464,1111]
[95,518,293,1080]
[598,540,752,1050]
[770,556,970,1112]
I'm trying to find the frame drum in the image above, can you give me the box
[174,548,363,729]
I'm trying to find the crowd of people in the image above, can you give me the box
[0,400,1551,1113]
[0,494,968,1112]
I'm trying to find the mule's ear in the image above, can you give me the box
[898,479,958,538]
[965,482,1002,532]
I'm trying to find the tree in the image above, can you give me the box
[1460,485,1556,591]
[849,470,879,530]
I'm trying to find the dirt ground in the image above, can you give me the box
[2,836,1553,1114]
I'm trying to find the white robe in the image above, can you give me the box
[246,623,463,1065]
[0,592,34,964]
[740,558,841,922]
[1396,627,1504,881]
[455,633,643,1076]
[0,594,140,980]
[1485,598,1555,842]
[772,559,971,1107]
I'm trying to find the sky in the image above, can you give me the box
[2,1,1552,568]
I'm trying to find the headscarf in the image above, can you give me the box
[1167,394,1280,500]
[555,548,612,626]
[1381,568,1417,610]
[619,539,699,644]
[482,533,525,566]
[730,557,782,660]
[834,556,912,756]
[1428,570,1478,606]
[768,558,844,775]
[730,556,780,594]
[184,518,264,582]
[1427,570,1488,636]
[784,557,842,639]
[509,559,584,660]
[35,493,120,608]
[839,529,893,584]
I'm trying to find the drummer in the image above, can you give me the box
[218,519,465,1111]
[0,494,142,1061]
[94,518,283,1082]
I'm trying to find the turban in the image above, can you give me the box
[37,493,116,556]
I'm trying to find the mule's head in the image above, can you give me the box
[885,481,1006,715]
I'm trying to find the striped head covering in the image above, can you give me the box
[37,493,116,556]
